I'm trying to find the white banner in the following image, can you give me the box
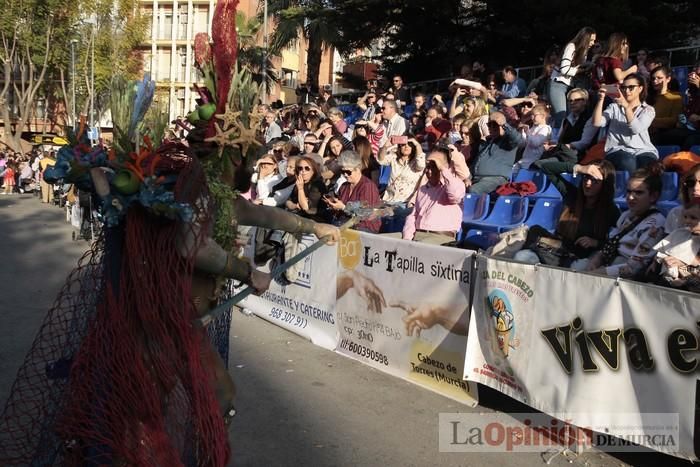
[336,230,478,406]
[241,231,338,350]
[464,256,700,460]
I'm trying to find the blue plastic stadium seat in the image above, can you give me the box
[656,145,681,159]
[561,172,580,186]
[614,171,630,201]
[689,145,700,155]
[512,168,548,194]
[463,196,529,233]
[532,180,562,199]
[659,171,679,202]
[461,229,500,250]
[524,199,563,232]
[462,193,490,222]
[458,194,490,240]
[657,200,681,217]
[378,165,391,191]
[403,104,416,117]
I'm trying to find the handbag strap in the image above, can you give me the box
[611,209,659,242]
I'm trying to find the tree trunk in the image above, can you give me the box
[306,30,323,93]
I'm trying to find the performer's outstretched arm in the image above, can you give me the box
[233,197,339,244]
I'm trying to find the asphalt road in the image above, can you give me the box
[0,194,691,467]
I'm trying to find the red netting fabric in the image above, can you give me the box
[0,151,229,466]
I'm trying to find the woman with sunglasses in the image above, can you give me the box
[593,73,658,173]
[285,155,329,221]
[251,154,283,204]
[665,163,700,232]
[323,151,381,233]
[514,160,620,268]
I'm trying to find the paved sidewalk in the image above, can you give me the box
[0,195,689,466]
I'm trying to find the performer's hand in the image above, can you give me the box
[249,269,271,295]
[313,222,340,245]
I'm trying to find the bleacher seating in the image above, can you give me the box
[524,199,563,232]
[378,165,391,192]
[614,171,630,203]
[461,229,500,250]
[532,180,562,200]
[457,193,490,240]
[689,145,700,155]
[462,196,528,233]
[512,168,547,194]
[657,145,681,159]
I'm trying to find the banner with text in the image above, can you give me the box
[464,256,700,460]
[336,230,478,406]
[241,232,338,350]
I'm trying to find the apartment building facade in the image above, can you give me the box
[138,0,338,121]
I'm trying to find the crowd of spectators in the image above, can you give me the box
[4,29,700,294]
[0,150,54,197]
[247,27,700,293]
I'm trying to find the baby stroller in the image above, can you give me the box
[52,181,71,207]
[71,189,102,242]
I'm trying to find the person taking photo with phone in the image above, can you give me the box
[593,73,658,173]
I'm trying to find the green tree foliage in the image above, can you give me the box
[0,0,77,150]
[263,0,384,90]
[379,0,700,82]
[236,11,278,91]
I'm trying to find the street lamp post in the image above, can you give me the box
[70,39,78,128]
[85,16,97,145]
[90,26,96,145]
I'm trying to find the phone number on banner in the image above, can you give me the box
[269,307,308,329]
[339,338,389,366]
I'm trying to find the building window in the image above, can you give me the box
[178,6,188,40]
[177,47,187,82]
[160,7,173,40]
[158,50,171,81]
[193,6,208,34]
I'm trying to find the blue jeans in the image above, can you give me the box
[549,80,569,129]
[605,150,658,173]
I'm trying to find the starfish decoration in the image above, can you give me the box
[247,108,264,132]
[228,118,263,156]
[204,121,239,156]
[215,106,242,131]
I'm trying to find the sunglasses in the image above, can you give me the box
[684,179,700,188]
[304,141,317,146]
[582,174,602,184]
[568,98,585,104]
[340,169,354,176]
[296,166,312,172]
[619,85,640,92]
[273,148,284,153]
[258,162,275,167]
[522,102,534,108]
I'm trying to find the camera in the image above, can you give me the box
[391,135,408,145]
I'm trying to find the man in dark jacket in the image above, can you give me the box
[469,111,522,194]
[533,88,600,192]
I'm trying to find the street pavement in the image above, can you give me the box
[0,194,690,466]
